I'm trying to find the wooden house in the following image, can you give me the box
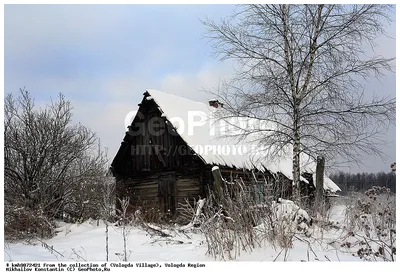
[110,89,340,216]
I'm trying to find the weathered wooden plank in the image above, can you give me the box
[130,184,158,190]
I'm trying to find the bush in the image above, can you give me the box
[178,176,313,260]
[343,186,396,261]
[4,204,55,241]
[4,89,109,240]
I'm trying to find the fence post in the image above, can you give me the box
[212,166,223,201]
[315,156,325,206]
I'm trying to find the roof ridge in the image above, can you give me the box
[146,89,210,107]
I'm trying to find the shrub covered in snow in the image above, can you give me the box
[270,198,312,248]
[179,173,315,260]
[4,205,56,241]
[342,186,396,261]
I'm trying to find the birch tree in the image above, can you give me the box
[203,4,395,204]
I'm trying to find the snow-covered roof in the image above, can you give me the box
[141,89,340,192]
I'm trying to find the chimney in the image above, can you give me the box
[209,99,224,108]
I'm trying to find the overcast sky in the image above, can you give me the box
[4,4,396,174]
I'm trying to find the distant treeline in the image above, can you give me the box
[329,171,396,194]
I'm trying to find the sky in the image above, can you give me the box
[3,4,397,174]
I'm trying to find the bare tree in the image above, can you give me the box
[203,4,395,204]
[101,174,116,261]
[116,197,133,262]
[4,88,108,239]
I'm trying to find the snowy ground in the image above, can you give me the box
[4,203,371,262]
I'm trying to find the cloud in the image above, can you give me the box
[159,62,234,102]
[104,61,234,102]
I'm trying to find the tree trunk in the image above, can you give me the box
[105,221,109,261]
[292,106,301,205]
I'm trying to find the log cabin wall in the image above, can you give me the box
[115,169,209,216]
[112,97,211,216]
[216,167,303,202]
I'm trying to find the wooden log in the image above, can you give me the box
[212,166,223,200]
[315,156,325,205]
